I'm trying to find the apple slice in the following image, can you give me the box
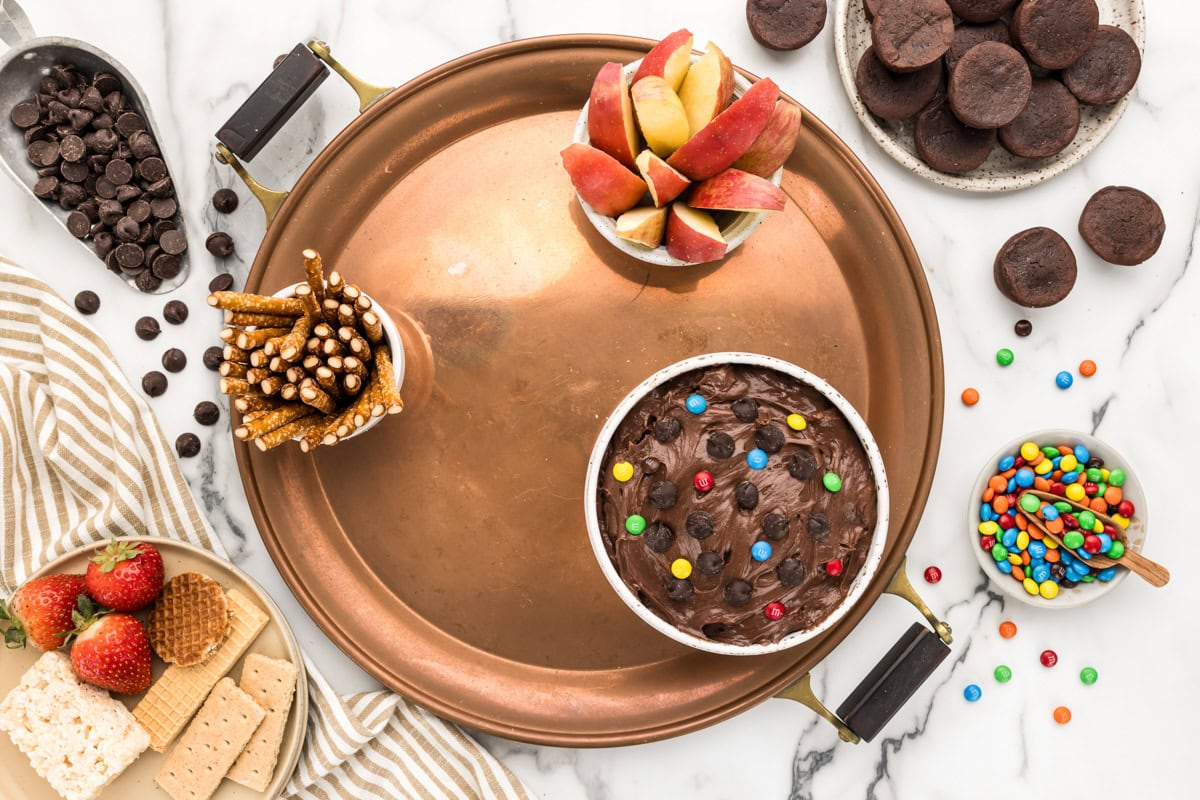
[635,150,691,207]
[666,202,726,263]
[560,143,648,216]
[677,42,734,135]
[689,168,785,212]
[631,29,694,91]
[667,77,780,181]
[587,61,640,170]
[733,99,802,178]
[615,206,669,248]
[631,76,691,158]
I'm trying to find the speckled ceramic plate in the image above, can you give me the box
[833,0,1146,192]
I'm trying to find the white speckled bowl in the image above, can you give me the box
[583,352,889,656]
[572,56,784,266]
[968,429,1147,608]
[834,0,1146,192]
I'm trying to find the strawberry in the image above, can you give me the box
[84,539,164,612]
[69,610,153,694]
[0,574,87,651]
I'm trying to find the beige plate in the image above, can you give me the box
[834,0,1146,192]
[0,539,308,800]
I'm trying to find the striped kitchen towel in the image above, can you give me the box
[0,256,532,800]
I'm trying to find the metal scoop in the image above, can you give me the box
[0,0,188,292]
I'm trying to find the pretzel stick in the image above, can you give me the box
[336,326,355,344]
[374,345,404,414]
[360,310,384,344]
[321,382,377,445]
[235,395,285,415]
[302,354,322,372]
[299,379,336,414]
[236,327,290,350]
[245,367,270,385]
[341,284,361,305]
[278,314,312,362]
[268,356,287,373]
[208,291,305,316]
[326,356,345,373]
[234,403,312,440]
[220,377,257,395]
[337,303,356,327]
[294,282,322,319]
[342,356,368,378]
[353,294,372,314]
[248,348,270,368]
[326,270,345,301]
[322,298,340,324]
[223,344,251,363]
[302,248,326,307]
[225,311,298,327]
[219,327,236,343]
[348,335,372,361]
[321,339,344,357]
[313,322,334,340]
[286,366,305,385]
[280,383,299,401]
[314,366,341,395]
[305,336,321,354]
[254,414,322,452]
[219,361,248,379]
[259,375,283,396]
[343,373,362,395]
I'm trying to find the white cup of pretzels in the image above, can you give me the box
[206,248,405,452]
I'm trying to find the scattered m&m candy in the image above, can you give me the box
[746,448,768,470]
[963,684,982,702]
[786,413,807,431]
[822,472,842,492]
[999,621,1018,639]
[961,387,980,406]
[612,461,634,482]
[996,348,1014,366]
[670,558,693,579]
[1079,359,1097,377]
[750,541,772,562]
[1080,666,1098,685]
[685,393,707,414]
[764,602,786,621]
[1055,370,1074,389]
[1053,706,1072,724]
[693,471,715,492]
[825,559,843,577]
[923,565,942,584]
[994,664,1013,683]
[625,515,646,535]
[1040,649,1058,667]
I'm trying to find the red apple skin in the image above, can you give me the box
[733,100,802,178]
[667,78,780,180]
[631,29,694,90]
[587,62,639,170]
[635,150,691,206]
[666,203,727,263]
[689,168,785,212]
[560,143,648,216]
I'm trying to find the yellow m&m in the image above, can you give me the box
[612,461,634,482]
[787,413,807,431]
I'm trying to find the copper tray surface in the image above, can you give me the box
[235,34,943,746]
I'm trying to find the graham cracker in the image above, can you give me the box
[133,588,269,751]
[226,653,299,791]
[154,677,266,800]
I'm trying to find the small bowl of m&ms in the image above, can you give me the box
[968,430,1148,609]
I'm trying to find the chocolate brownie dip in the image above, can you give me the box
[998,78,1080,158]
[1079,186,1165,266]
[948,42,1032,129]
[1062,25,1141,106]
[1011,0,1099,70]
[870,0,954,72]
[994,227,1077,307]
[596,363,878,647]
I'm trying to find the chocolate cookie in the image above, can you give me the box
[947,0,1017,23]
[855,47,942,121]
[948,42,1031,129]
[747,0,828,51]
[993,227,1077,307]
[998,78,1080,158]
[945,22,1012,73]
[915,99,997,174]
[871,0,954,72]
[1062,25,1141,106]
[1011,0,1099,70]
[862,0,886,20]
[1079,186,1165,266]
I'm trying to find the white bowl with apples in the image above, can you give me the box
[563,30,802,267]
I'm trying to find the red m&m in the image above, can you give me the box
[693,471,714,492]
[764,602,786,621]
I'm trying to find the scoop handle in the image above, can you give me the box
[1120,547,1170,587]
[0,0,34,50]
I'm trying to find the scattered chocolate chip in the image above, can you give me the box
[205,231,235,258]
[149,196,177,219]
[641,456,662,473]
[1014,319,1033,337]
[724,579,753,607]
[193,401,220,425]
[66,211,90,238]
[151,253,182,280]
[755,424,786,454]
[653,417,682,443]
[59,134,85,162]
[763,513,790,541]
[806,512,832,541]
[644,523,676,553]
[648,480,678,510]
[159,229,188,255]
[696,551,725,576]
[731,396,758,423]
[788,450,819,480]
[666,578,694,601]
[134,270,162,293]
[114,111,146,138]
[134,315,160,340]
[104,158,133,185]
[141,370,167,396]
[10,102,39,128]
[272,53,290,70]
[114,242,145,271]
[735,480,760,510]
[208,273,235,293]
[161,347,187,372]
[163,299,189,324]
[174,432,200,458]
[686,510,715,540]
[202,345,224,370]
[114,216,141,241]
[706,431,736,459]
[73,290,100,314]
[137,156,167,182]
[212,187,239,213]
[777,558,807,587]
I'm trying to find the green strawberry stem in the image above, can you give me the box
[89,538,145,574]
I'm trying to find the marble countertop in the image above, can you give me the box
[1,1,1196,797]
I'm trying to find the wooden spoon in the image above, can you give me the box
[1016,490,1169,587]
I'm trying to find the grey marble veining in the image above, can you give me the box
[0,2,1196,798]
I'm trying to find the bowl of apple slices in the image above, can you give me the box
[562,30,802,266]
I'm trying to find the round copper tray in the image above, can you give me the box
[236,34,943,746]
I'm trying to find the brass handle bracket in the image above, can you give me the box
[214,144,288,227]
[884,556,952,645]
[307,40,393,112]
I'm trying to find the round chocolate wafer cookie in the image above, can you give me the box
[1079,186,1164,266]
[915,99,997,174]
[999,78,1080,159]
[1062,25,1141,106]
[944,21,1011,74]
[855,47,942,121]
[1011,0,1099,70]
[994,227,1077,307]
[947,0,1017,23]
[870,0,954,72]
[747,0,828,51]
[948,42,1031,129]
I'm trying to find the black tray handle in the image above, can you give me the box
[775,557,953,743]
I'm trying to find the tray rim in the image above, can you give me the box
[233,33,945,746]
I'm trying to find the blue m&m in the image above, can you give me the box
[750,541,772,562]
[747,448,768,470]
[685,393,707,413]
